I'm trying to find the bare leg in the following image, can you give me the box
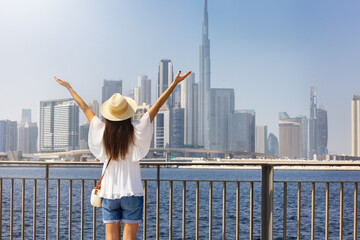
[122,223,139,240]
[106,222,121,240]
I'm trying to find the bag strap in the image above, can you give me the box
[93,159,111,190]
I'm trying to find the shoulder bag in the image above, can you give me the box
[91,159,111,207]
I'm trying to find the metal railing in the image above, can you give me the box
[1,160,360,239]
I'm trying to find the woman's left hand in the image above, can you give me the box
[54,76,71,89]
[174,71,192,84]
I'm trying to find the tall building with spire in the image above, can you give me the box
[199,0,211,148]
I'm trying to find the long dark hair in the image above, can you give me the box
[103,118,135,160]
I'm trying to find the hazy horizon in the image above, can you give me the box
[1,0,360,155]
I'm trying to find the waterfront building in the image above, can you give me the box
[21,109,32,124]
[279,120,302,159]
[88,100,99,117]
[199,0,211,149]
[79,123,89,150]
[17,122,38,154]
[0,120,17,152]
[181,72,198,146]
[102,80,122,104]
[230,110,255,152]
[352,95,360,156]
[317,107,328,155]
[154,105,170,148]
[210,88,234,150]
[309,86,317,158]
[38,98,79,152]
[170,104,185,149]
[158,59,174,108]
[256,125,268,154]
[267,133,279,156]
[279,112,308,159]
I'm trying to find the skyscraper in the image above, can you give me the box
[279,112,307,159]
[21,109,32,124]
[158,59,174,107]
[299,116,308,159]
[192,83,199,146]
[170,104,185,149]
[267,133,279,156]
[136,75,152,105]
[309,86,317,158]
[79,123,89,150]
[181,73,198,146]
[18,122,38,154]
[0,120,17,153]
[256,125,268,154]
[317,108,328,155]
[102,80,122,104]
[154,105,170,149]
[352,95,360,156]
[210,88,234,150]
[88,100,99,117]
[38,98,79,152]
[199,0,211,148]
[230,110,255,152]
[279,120,302,159]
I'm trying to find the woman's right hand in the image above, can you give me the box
[54,76,72,90]
[174,71,192,84]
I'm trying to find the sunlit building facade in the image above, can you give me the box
[38,99,79,152]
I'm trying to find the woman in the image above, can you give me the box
[54,70,191,240]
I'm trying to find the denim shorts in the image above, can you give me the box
[102,196,143,224]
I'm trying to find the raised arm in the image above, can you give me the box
[54,76,95,123]
[148,70,191,123]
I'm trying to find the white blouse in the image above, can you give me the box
[88,112,153,199]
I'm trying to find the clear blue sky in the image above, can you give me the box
[1,0,360,154]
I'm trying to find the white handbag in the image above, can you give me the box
[91,188,103,207]
[91,159,111,208]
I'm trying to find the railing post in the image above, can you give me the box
[45,164,49,240]
[0,178,2,240]
[166,152,171,162]
[261,165,273,240]
[156,165,160,240]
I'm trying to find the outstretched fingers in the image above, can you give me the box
[182,71,192,79]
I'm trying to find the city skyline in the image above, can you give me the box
[1,1,360,154]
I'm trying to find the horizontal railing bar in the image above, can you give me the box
[2,177,360,185]
[274,181,360,184]
[0,177,262,183]
[2,160,360,167]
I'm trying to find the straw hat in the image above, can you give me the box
[100,93,137,121]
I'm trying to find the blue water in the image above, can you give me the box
[1,167,360,239]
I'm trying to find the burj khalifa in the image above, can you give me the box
[199,0,211,148]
